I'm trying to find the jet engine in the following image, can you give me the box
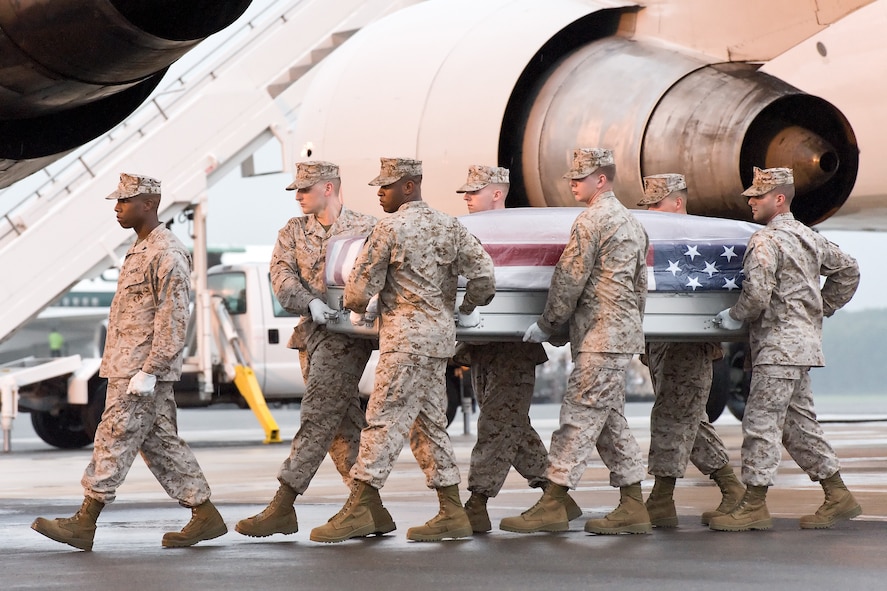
[291,0,858,226]
[0,0,252,188]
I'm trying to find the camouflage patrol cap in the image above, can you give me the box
[286,160,339,191]
[456,165,510,193]
[563,148,615,179]
[637,173,687,206]
[368,157,423,186]
[741,166,794,197]
[105,173,161,200]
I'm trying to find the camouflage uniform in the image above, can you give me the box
[86,225,210,506]
[730,212,859,486]
[645,341,730,477]
[538,192,648,489]
[269,207,377,493]
[459,342,549,497]
[345,200,495,489]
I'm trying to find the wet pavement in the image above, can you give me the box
[3,395,886,590]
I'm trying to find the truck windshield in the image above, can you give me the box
[208,272,247,315]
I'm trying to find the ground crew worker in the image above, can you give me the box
[454,164,582,533]
[310,157,495,543]
[710,166,861,532]
[637,173,744,527]
[500,148,651,535]
[32,173,226,550]
[235,161,384,539]
[48,328,64,357]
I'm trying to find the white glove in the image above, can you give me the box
[127,370,157,396]
[308,298,337,325]
[714,308,744,330]
[523,322,550,343]
[364,295,380,323]
[457,308,481,328]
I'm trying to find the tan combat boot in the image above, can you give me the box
[366,484,397,536]
[310,481,382,543]
[407,485,473,541]
[464,492,492,533]
[701,465,746,525]
[645,476,678,528]
[799,471,862,529]
[31,497,104,551]
[585,482,652,534]
[162,500,228,547]
[500,483,570,533]
[235,483,299,537]
[708,485,771,531]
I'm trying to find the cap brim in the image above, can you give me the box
[105,190,141,200]
[368,175,400,187]
[456,182,488,193]
[741,186,773,197]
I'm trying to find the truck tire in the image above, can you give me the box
[706,357,731,422]
[30,408,92,449]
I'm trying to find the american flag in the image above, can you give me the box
[325,208,758,294]
[646,239,745,292]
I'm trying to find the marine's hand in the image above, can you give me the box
[308,298,337,325]
[127,371,157,396]
[714,308,744,330]
[523,322,550,343]
[364,295,380,323]
[457,308,481,328]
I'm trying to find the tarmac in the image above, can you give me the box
[2,395,886,590]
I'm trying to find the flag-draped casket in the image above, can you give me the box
[324,208,758,342]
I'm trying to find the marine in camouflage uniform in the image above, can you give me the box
[235,161,379,540]
[32,173,226,551]
[310,157,495,543]
[709,167,861,532]
[637,174,742,528]
[501,148,652,535]
[454,165,581,533]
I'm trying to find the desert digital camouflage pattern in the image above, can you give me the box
[89,225,210,506]
[100,225,191,380]
[83,381,211,506]
[730,213,859,367]
[286,160,339,191]
[456,164,510,193]
[740,166,794,197]
[637,173,687,206]
[645,341,730,477]
[562,147,615,179]
[271,207,377,349]
[344,200,494,358]
[547,352,646,488]
[367,157,423,186]
[538,192,648,356]
[345,199,494,491]
[729,211,860,487]
[269,204,378,491]
[351,353,459,488]
[277,331,374,492]
[462,342,549,497]
[105,172,161,200]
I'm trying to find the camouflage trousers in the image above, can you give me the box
[741,364,840,486]
[646,342,729,477]
[351,352,460,490]
[467,343,549,497]
[547,353,646,489]
[277,330,374,493]
[82,379,211,506]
